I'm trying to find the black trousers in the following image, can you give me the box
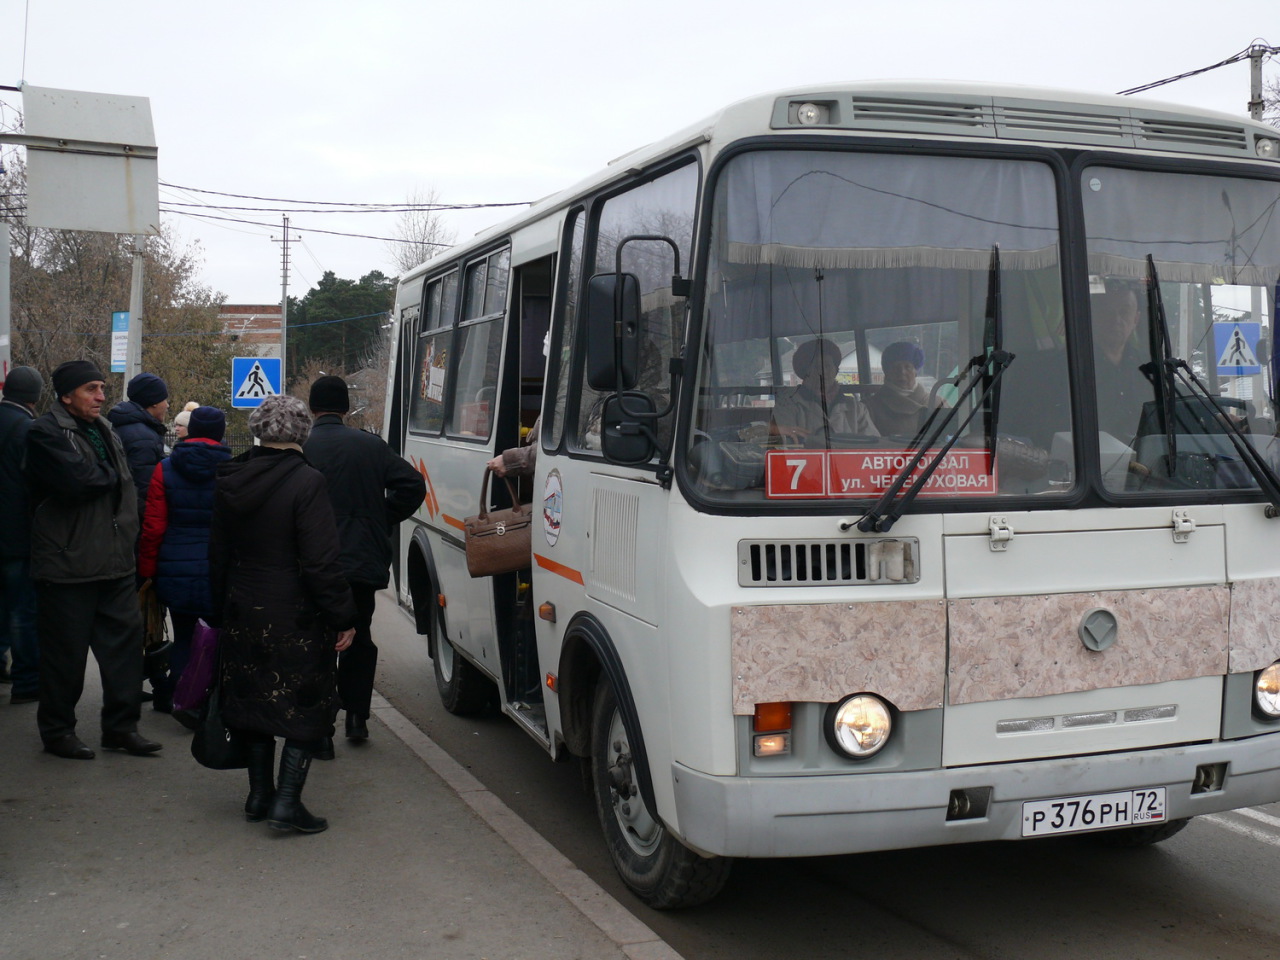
[36,576,144,742]
[337,583,378,719]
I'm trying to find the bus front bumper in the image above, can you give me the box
[670,733,1280,858]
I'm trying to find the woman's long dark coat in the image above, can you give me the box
[209,447,357,741]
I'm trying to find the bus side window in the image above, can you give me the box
[408,271,458,435]
[571,161,698,456]
[449,248,509,439]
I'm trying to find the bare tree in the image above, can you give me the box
[384,187,457,276]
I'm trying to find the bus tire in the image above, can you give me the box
[1090,817,1191,847]
[590,680,731,909]
[432,602,495,716]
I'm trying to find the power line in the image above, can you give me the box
[1117,45,1259,96]
[158,180,529,211]
[162,208,454,246]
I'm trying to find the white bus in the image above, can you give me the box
[385,81,1280,908]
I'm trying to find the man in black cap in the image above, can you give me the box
[304,375,424,751]
[0,366,44,703]
[24,360,162,759]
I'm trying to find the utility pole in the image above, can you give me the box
[272,214,300,385]
[1249,44,1267,120]
[125,236,145,379]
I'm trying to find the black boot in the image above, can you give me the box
[266,741,328,834]
[244,737,276,823]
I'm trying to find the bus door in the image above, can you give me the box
[492,254,555,730]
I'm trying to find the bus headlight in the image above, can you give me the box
[1255,662,1280,718]
[1256,137,1279,160]
[825,694,893,759]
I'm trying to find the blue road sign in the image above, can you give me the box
[1213,322,1262,376]
[231,356,282,408]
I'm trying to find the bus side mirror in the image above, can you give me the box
[585,272,640,391]
[601,393,657,465]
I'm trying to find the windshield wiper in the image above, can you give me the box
[1139,255,1280,511]
[855,246,1012,533]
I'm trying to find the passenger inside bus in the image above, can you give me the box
[1092,283,1152,442]
[771,338,879,445]
[867,340,947,436]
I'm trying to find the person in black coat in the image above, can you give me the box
[107,372,170,519]
[304,376,425,746]
[0,366,44,703]
[107,371,172,705]
[25,360,161,760]
[209,394,356,834]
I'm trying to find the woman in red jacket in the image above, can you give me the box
[138,406,232,712]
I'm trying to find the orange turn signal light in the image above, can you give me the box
[753,701,793,732]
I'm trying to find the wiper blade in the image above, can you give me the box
[1138,255,1179,475]
[854,348,1014,533]
[855,245,1009,533]
[981,244,1004,473]
[1139,256,1280,511]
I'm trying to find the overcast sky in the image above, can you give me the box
[2,0,1277,305]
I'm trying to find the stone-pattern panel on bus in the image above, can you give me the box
[730,600,947,715]
[1228,577,1280,674]
[947,586,1229,705]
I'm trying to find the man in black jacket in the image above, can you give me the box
[304,376,425,746]
[0,366,43,704]
[25,360,162,759]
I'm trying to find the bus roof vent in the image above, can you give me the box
[738,538,919,587]
[1134,115,1251,154]
[993,102,1133,147]
[847,96,994,136]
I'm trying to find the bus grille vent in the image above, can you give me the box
[1135,116,1250,153]
[738,538,919,587]
[993,104,1131,145]
[849,96,993,133]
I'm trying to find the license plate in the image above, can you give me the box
[1021,787,1166,837]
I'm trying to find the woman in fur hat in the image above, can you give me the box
[209,395,356,834]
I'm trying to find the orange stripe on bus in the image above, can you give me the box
[534,553,584,585]
[442,514,466,531]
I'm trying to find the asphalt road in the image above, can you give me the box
[371,595,1280,960]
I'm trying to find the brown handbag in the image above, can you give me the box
[464,470,533,577]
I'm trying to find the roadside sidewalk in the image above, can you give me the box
[0,669,645,960]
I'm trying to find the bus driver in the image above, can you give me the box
[771,337,878,445]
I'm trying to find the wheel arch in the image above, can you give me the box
[405,525,442,650]
[558,612,658,816]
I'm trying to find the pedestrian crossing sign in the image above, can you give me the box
[231,356,282,408]
[1213,322,1262,376]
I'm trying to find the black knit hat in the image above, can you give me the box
[187,405,226,442]
[308,375,350,414]
[127,372,169,408]
[2,366,43,404]
[52,360,104,398]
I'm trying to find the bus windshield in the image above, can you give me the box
[687,149,1070,504]
[1080,166,1280,495]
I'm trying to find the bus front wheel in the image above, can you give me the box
[590,681,731,909]
[432,603,495,716]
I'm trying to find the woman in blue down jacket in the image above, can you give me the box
[138,406,231,713]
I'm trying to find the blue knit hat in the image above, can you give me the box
[127,372,169,408]
[187,405,226,442]
[881,341,925,371]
